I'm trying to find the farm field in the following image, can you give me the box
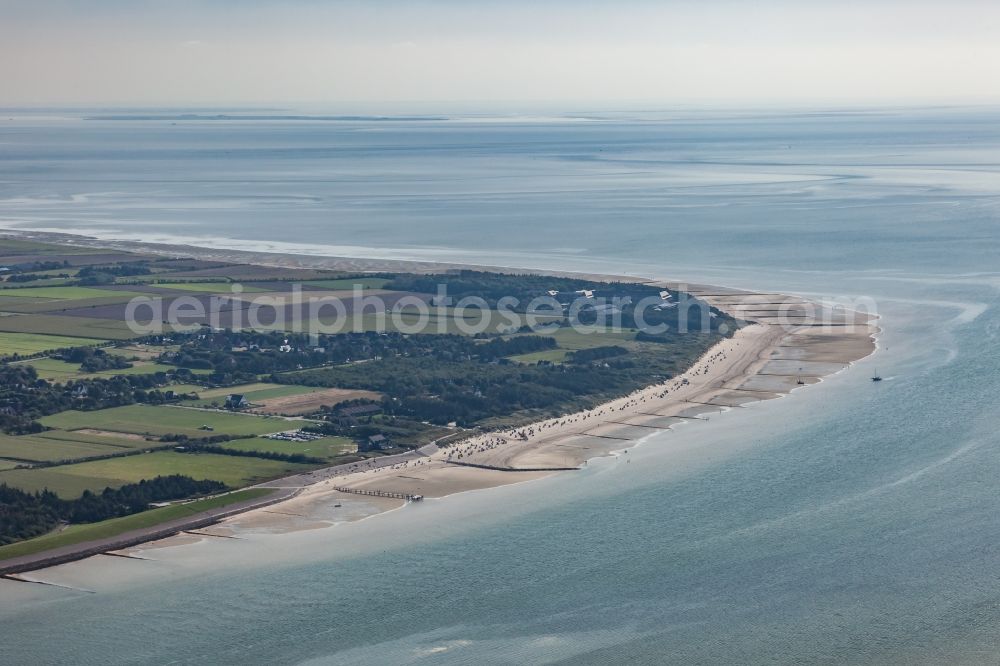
[222,435,356,460]
[150,282,270,293]
[32,429,156,449]
[185,382,309,401]
[105,344,177,360]
[509,348,571,364]
[0,313,141,339]
[0,451,313,498]
[77,361,198,378]
[184,382,381,414]
[18,357,205,381]
[251,387,382,415]
[166,382,211,395]
[506,328,639,364]
[0,295,153,315]
[0,286,145,300]
[57,451,312,488]
[0,433,132,463]
[14,358,80,382]
[0,332,107,357]
[0,467,126,498]
[38,404,302,438]
[0,425,163,464]
[0,295,56,309]
[15,357,82,379]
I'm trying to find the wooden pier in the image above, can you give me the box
[332,486,423,501]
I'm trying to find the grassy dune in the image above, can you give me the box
[0,488,272,560]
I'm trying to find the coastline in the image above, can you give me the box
[0,230,879,573]
[227,304,875,538]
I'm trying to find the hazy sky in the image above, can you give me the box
[2,0,999,107]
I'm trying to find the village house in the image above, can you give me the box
[225,394,249,410]
[359,433,391,452]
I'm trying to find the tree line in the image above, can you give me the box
[0,475,226,545]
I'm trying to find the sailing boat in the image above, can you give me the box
[871,368,883,382]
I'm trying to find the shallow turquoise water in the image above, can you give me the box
[1,108,999,664]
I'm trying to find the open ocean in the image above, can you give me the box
[2,107,1000,664]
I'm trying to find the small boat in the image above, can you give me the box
[871,369,883,382]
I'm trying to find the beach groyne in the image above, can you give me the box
[444,460,580,472]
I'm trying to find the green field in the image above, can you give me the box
[58,450,311,488]
[0,450,312,498]
[222,435,356,460]
[0,295,151,315]
[0,295,56,309]
[509,349,571,364]
[13,357,81,379]
[0,427,158,464]
[105,344,178,360]
[506,328,639,364]
[39,404,303,438]
[546,326,640,349]
[0,332,107,357]
[166,382,211,394]
[152,281,270,293]
[0,314,140,340]
[19,267,81,278]
[0,488,272,560]
[217,384,319,401]
[0,467,125,498]
[0,286,144,300]
[182,382,317,407]
[76,361,203,379]
[20,358,205,381]
[32,429,154,447]
[187,382,304,400]
[0,433,132,463]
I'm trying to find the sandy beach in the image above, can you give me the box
[0,231,878,561]
[214,279,878,538]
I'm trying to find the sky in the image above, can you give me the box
[2,0,999,108]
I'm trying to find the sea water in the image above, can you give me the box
[0,107,999,664]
